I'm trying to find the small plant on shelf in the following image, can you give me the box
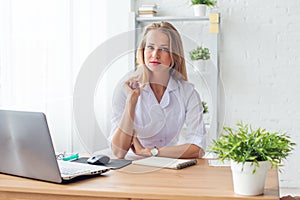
[189,46,211,61]
[202,101,208,114]
[191,0,216,7]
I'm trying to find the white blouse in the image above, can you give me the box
[109,74,206,150]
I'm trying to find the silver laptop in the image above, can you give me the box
[0,109,110,183]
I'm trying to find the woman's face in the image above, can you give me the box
[144,30,172,73]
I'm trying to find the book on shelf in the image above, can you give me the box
[132,157,197,169]
[138,7,157,12]
[138,4,157,9]
[138,10,157,15]
[138,3,158,14]
[138,8,157,18]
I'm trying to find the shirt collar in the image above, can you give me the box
[142,74,179,93]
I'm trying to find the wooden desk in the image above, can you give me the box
[0,159,279,200]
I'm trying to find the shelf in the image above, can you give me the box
[136,16,210,22]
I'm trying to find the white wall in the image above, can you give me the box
[219,0,300,189]
[136,0,300,189]
[69,0,135,154]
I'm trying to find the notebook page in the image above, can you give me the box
[132,157,197,169]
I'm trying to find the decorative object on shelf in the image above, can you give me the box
[190,45,210,60]
[202,101,210,124]
[202,101,208,114]
[209,122,296,196]
[191,0,216,17]
[209,13,220,33]
[189,45,211,72]
[138,4,158,18]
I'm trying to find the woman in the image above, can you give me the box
[109,21,206,159]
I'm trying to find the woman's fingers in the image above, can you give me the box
[132,135,151,157]
[132,134,142,150]
[126,78,140,89]
[124,80,141,105]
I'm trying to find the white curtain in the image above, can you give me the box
[0,0,110,153]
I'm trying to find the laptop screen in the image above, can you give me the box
[0,110,62,183]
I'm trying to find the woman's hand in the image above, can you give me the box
[123,79,141,109]
[124,79,141,95]
[127,79,141,90]
[131,133,152,157]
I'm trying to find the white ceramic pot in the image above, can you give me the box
[193,4,207,17]
[203,113,210,124]
[230,160,271,196]
[193,60,208,73]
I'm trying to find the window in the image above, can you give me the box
[0,0,110,153]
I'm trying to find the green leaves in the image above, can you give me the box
[189,46,211,61]
[191,0,217,6]
[202,101,209,114]
[210,122,296,169]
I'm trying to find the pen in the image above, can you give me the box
[62,153,79,161]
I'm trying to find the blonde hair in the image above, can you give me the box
[136,21,187,84]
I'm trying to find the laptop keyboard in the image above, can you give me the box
[58,160,109,176]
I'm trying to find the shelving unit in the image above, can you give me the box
[134,14,221,144]
[136,16,210,22]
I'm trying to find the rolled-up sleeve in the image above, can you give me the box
[182,89,206,151]
[107,82,127,147]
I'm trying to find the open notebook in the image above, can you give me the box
[132,157,197,169]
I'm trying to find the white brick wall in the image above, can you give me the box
[220,0,300,188]
[136,0,300,189]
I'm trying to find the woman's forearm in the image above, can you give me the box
[158,144,204,159]
[111,128,133,159]
[111,94,138,158]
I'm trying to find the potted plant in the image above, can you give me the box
[189,45,211,72]
[210,122,296,196]
[201,101,210,124]
[191,0,216,16]
[202,101,208,114]
[190,46,210,61]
